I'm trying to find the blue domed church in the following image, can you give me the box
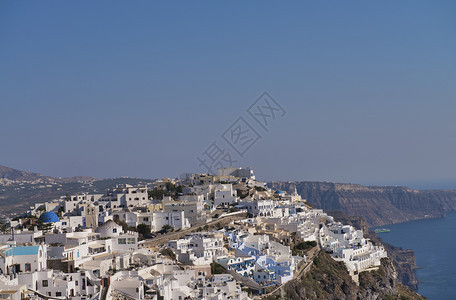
[39,211,60,223]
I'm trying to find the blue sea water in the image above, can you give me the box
[374,212,456,300]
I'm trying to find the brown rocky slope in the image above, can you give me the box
[282,253,424,300]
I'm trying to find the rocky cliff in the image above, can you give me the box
[269,181,456,227]
[282,253,425,300]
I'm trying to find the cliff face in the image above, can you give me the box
[282,253,424,300]
[269,181,456,227]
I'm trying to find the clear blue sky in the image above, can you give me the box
[1,1,455,188]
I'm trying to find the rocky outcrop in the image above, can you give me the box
[282,253,425,300]
[283,252,358,300]
[381,245,419,291]
[358,258,398,299]
[269,181,456,227]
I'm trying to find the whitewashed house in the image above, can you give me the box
[167,232,226,265]
[213,184,238,207]
[0,245,47,275]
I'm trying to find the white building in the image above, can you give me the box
[64,193,103,214]
[320,223,387,280]
[108,271,144,300]
[96,220,122,238]
[151,211,190,232]
[104,184,149,209]
[0,245,47,275]
[240,199,285,217]
[0,229,43,245]
[167,232,226,265]
[164,200,205,225]
[217,167,255,179]
[213,184,238,207]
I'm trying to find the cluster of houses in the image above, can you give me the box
[320,222,387,282]
[0,167,387,299]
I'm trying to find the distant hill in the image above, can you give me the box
[0,165,155,215]
[269,181,456,227]
[0,165,98,183]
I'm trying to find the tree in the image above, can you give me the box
[160,247,176,261]
[36,219,53,234]
[295,241,317,251]
[0,223,10,234]
[290,231,297,244]
[137,224,151,235]
[160,224,173,234]
[165,182,175,192]
[175,185,183,194]
[113,219,136,233]
[57,206,64,218]
[148,189,166,200]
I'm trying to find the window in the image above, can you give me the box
[25,263,31,271]
[56,292,62,297]
[113,228,117,233]
[127,238,136,244]
[75,281,78,286]
[42,280,48,287]
[118,238,126,244]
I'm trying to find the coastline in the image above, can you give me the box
[369,211,449,229]
[373,211,456,300]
